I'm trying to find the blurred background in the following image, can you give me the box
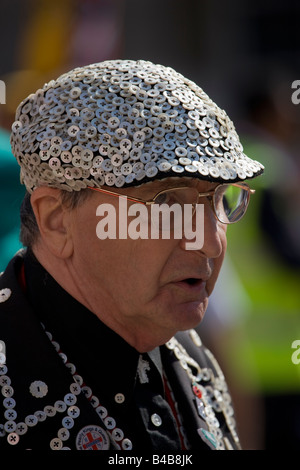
[0,0,299,450]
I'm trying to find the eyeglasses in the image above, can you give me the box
[88,182,255,225]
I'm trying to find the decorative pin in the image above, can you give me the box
[137,355,150,384]
[76,425,110,450]
[198,428,218,450]
[192,383,203,399]
[195,396,207,420]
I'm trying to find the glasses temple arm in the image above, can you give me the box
[88,186,149,205]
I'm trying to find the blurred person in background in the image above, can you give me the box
[222,85,300,449]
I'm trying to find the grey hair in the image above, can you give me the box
[19,189,92,248]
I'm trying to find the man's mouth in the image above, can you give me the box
[173,277,207,294]
[167,267,212,298]
[185,278,200,286]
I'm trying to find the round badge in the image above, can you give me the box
[76,425,110,450]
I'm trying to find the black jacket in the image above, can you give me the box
[0,250,240,451]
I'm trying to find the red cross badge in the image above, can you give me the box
[76,425,110,450]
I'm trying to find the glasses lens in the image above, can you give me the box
[214,184,250,223]
[152,187,197,233]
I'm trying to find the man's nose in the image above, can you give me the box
[202,204,225,258]
[181,199,225,257]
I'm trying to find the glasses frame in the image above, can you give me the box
[88,182,255,224]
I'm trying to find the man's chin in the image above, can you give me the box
[171,299,208,331]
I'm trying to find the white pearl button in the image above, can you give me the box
[151,413,162,427]
[115,393,125,404]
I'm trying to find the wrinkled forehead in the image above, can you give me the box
[10,60,264,195]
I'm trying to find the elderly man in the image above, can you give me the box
[0,60,263,451]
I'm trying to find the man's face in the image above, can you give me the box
[67,177,227,352]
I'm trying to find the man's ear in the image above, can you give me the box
[30,187,74,259]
